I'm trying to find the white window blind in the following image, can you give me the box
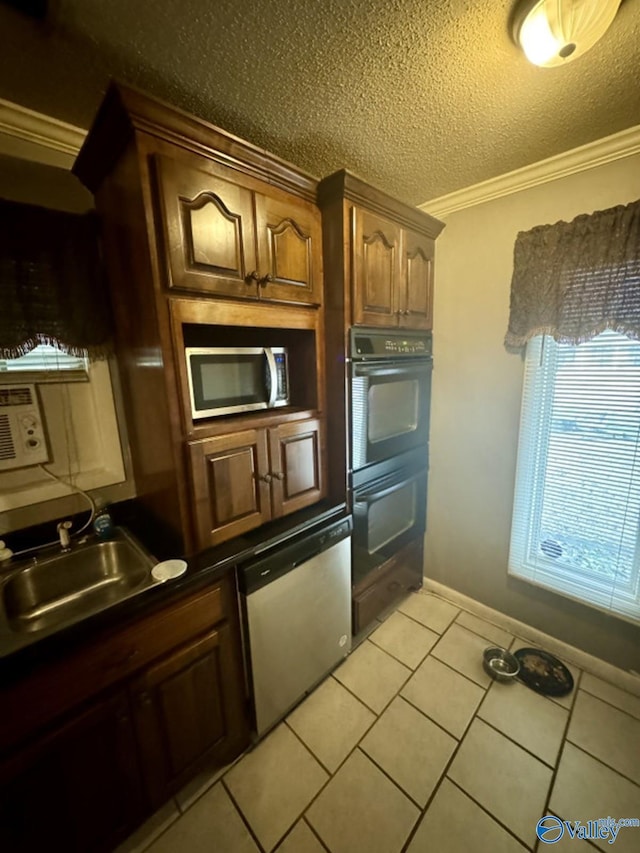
[509,330,640,624]
[0,344,88,382]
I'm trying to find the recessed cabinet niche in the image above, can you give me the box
[155,153,322,306]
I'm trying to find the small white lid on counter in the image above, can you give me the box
[152,559,188,582]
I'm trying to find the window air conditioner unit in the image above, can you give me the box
[0,384,49,471]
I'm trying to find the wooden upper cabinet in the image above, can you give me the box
[155,154,257,299]
[318,170,444,335]
[351,208,434,330]
[352,207,402,326]
[155,151,322,306]
[255,193,322,305]
[401,228,434,330]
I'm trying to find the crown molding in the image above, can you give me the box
[0,98,86,169]
[420,124,640,219]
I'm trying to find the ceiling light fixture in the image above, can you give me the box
[513,0,622,67]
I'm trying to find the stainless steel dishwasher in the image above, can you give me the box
[239,514,352,737]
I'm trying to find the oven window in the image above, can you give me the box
[368,379,419,443]
[368,481,417,553]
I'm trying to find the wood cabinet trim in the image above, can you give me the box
[74,83,319,203]
[318,169,444,239]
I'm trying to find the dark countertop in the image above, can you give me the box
[0,499,348,684]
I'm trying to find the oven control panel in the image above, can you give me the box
[382,339,428,354]
[350,328,433,359]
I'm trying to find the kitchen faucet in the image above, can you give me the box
[57,520,72,552]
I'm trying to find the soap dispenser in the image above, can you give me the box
[93,502,115,541]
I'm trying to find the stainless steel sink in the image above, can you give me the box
[0,528,158,655]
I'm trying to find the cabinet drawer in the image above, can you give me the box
[0,580,229,753]
[352,539,423,634]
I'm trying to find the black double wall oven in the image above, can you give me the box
[349,328,432,595]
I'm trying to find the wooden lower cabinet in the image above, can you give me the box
[132,623,246,809]
[188,417,325,549]
[0,689,142,853]
[0,575,249,852]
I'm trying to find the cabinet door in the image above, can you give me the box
[188,429,272,548]
[254,193,323,305]
[401,229,434,330]
[352,207,402,326]
[269,418,324,516]
[0,690,142,853]
[132,624,247,808]
[155,154,259,298]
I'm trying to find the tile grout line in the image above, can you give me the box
[444,776,535,852]
[220,776,268,853]
[401,653,574,852]
[396,606,458,637]
[533,668,584,852]
[563,738,640,790]
[400,667,506,853]
[475,714,563,772]
[302,816,331,853]
[367,631,436,672]
[398,687,481,743]
[577,685,640,724]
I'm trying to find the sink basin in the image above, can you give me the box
[0,529,157,648]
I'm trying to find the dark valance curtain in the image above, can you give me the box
[504,199,640,354]
[0,198,114,359]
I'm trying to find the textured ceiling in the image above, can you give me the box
[0,0,639,205]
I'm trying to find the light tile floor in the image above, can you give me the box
[119,591,640,853]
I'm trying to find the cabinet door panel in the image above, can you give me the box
[0,690,142,853]
[188,429,271,548]
[255,194,322,305]
[132,627,232,807]
[402,229,434,329]
[269,418,324,516]
[352,207,401,326]
[155,154,258,297]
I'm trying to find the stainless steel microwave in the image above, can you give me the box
[186,347,289,419]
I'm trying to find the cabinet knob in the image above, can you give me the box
[260,473,272,483]
[258,274,273,288]
[245,270,260,284]
[273,471,285,480]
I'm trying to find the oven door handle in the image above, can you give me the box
[352,359,432,377]
[355,468,426,504]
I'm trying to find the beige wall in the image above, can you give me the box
[426,153,640,673]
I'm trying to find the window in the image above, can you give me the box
[509,330,640,624]
[0,343,88,382]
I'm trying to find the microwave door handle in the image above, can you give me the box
[356,468,426,504]
[264,348,277,408]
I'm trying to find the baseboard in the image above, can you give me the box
[422,578,640,699]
